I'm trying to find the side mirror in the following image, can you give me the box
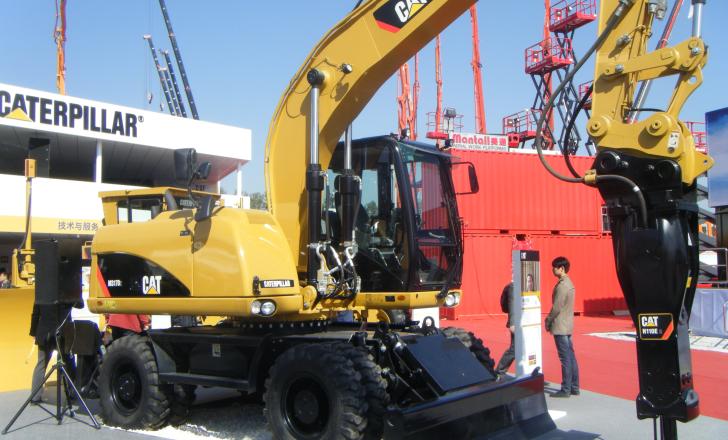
[174,148,197,182]
[194,195,214,222]
[195,162,212,180]
[453,162,479,195]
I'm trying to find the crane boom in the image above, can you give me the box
[54,0,67,95]
[143,35,177,116]
[469,5,486,134]
[158,0,199,119]
[397,63,411,136]
[264,0,476,270]
[162,49,188,118]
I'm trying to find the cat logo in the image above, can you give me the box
[637,313,674,340]
[142,275,162,295]
[374,0,430,33]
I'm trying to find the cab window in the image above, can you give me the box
[117,198,163,223]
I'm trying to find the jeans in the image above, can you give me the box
[554,335,579,393]
[496,331,515,374]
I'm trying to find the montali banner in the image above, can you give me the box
[451,132,509,151]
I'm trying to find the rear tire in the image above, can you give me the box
[264,343,368,440]
[98,335,171,429]
[442,327,496,375]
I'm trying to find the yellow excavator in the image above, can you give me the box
[86,0,711,438]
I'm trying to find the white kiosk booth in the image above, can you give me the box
[512,250,543,377]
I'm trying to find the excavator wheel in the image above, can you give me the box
[263,342,368,440]
[98,334,171,429]
[166,384,196,426]
[332,343,390,440]
[442,327,497,376]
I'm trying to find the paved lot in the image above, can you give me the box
[1,384,726,440]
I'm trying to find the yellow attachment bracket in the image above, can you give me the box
[589,0,713,186]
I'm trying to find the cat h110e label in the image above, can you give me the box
[637,313,674,341]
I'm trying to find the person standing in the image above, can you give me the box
[0,269,11,288]
[106,313,151,341]
[495,283,515,376]
[545,256,579,398]
[29,303,77,404]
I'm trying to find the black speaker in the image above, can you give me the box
[34,238,82,306]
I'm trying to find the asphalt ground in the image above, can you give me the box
[456,315,728,420]
[0,383,726,440]
[1,315,726,439]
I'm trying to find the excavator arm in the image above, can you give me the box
[264,0,476,272]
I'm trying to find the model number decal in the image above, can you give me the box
[261,279,294,288]
[638,313,674,340]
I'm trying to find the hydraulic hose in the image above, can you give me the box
[534,0,632,183]
[562,83,593,179]
[595,174,649,227]
[533,0,649,227]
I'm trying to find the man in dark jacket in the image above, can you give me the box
[545,256,579,398]
[495,283,515,375]
[29,303,77,403]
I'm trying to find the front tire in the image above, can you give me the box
[98,335,170,429]
[442,327,497,375]
[263,343,368,440]
[333,343,389,440]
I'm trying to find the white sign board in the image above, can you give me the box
[706,107,728,207]
[451,132,510,151]
[0,82,251,161]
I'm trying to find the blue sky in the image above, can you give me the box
[2,1,726,194]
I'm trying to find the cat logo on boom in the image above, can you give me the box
[374,0,431,33]
[142,275,162,295]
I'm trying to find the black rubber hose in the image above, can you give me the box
[534,0,633,183]
[595,174,649,227]
[562,82,593,179]
[531,0,649,228]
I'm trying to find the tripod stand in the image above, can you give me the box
[2,310,100,434]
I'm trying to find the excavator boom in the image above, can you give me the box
[264,0,476,271]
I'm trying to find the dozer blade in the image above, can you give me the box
[383,373,554,439]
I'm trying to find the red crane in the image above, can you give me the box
[397,63,411,137]
[426,35,448,141]
[396,53,419,140]
[434,35,443,136]
[469,5,486,134]
[411,53,419,140]
[54,0,67,95]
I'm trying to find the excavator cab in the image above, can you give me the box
[326,136,466,293]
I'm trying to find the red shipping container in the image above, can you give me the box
[529,234,626,315]
[449,233,625,319]
[447,234,515,320]
[452,150,605,234]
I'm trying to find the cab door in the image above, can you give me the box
[99,197,194,298]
